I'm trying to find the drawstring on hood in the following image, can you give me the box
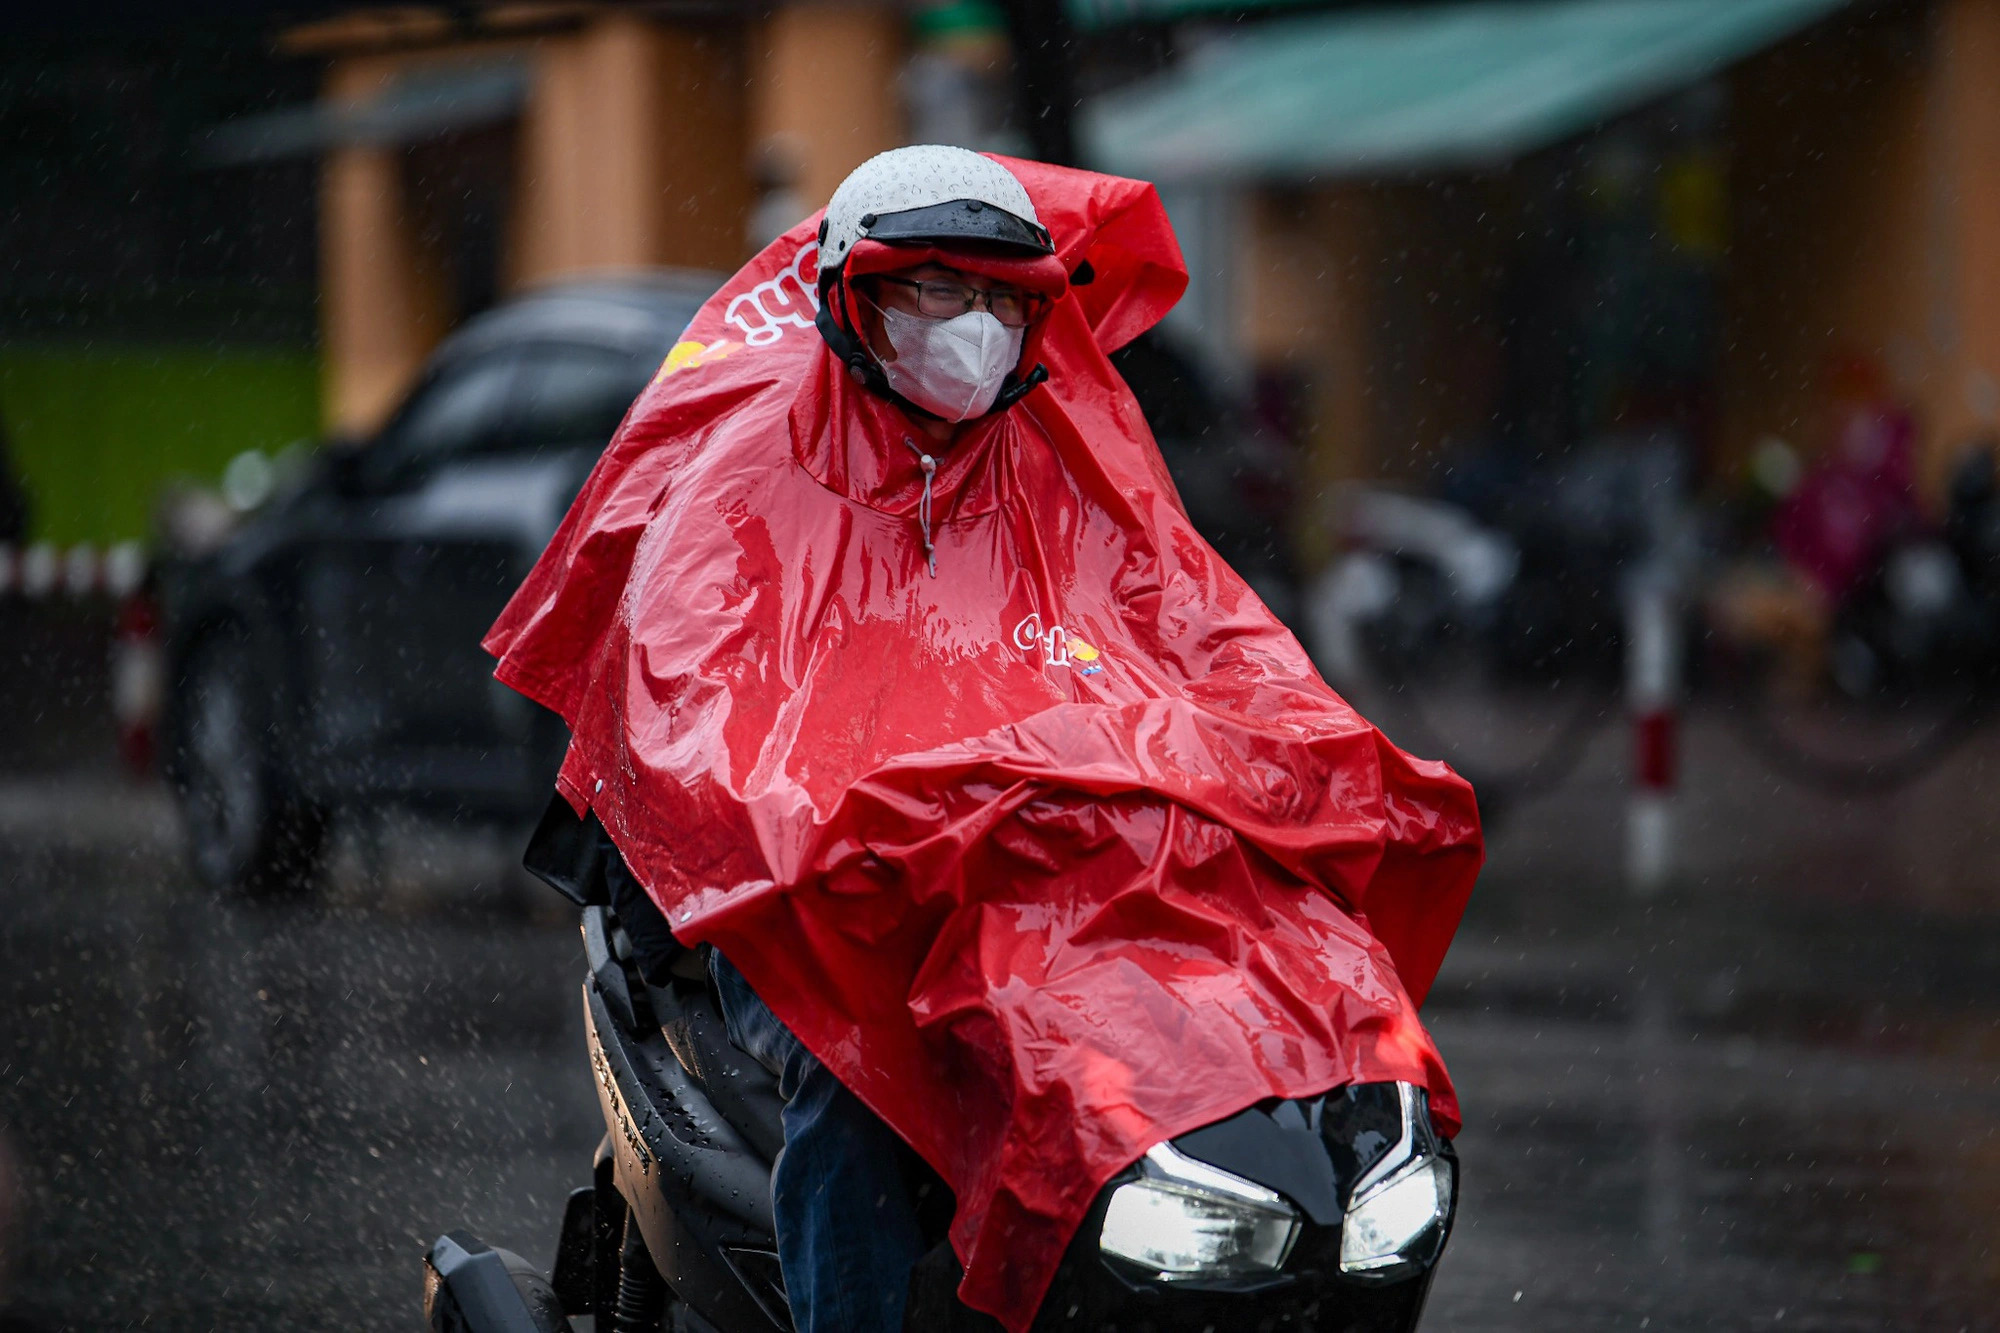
[904,436,938,577]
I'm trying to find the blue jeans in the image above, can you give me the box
[709,952,925,1333]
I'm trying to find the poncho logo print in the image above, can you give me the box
[484,155,1483,1333]
[725,240,821,346]
[1013,613,1106,676]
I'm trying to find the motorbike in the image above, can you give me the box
[1810,445,2000,701]
[423,805,1460,1333]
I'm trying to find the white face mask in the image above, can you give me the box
[878,306,1025,421]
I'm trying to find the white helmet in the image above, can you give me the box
[813,145,1057,420]
[816,144,1053,276]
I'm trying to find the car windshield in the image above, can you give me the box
[379,350,521,468]
[507,344,655,456]
[371,341,655,476]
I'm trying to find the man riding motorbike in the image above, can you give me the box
[483,147,1482,1333]
[601,151,1073,1333]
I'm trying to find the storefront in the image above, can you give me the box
[1082,0,2000,562]
[213,2,910,435]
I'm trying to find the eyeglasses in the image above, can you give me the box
[875,276,1046,329]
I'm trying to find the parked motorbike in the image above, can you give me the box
[1710,444,2000,793]
[1304,483,1615,809]
[1815,445,2000,700]
[423,808,1460,1333]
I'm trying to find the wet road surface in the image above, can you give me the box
[0,784,595,1330]
[2,712,1998,1330]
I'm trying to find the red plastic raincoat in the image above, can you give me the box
[486,157,1481,1331]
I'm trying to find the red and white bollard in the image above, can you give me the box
[111,582,163,778]
[101,542,163,778]
[1626,569,1680,895]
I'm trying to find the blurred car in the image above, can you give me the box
[161,272,719,894]
[161,283,1289,896]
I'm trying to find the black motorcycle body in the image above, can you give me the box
[426,813,1460,1333]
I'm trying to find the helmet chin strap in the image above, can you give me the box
[815,274,1048,426]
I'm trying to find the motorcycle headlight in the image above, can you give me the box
[1339,1153,1452,1277]
[1099,1142,1301,1281]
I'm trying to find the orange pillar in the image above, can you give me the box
[319,58,452,435]
[1722,0,2000,496]
[510,11,751,286]
[1934,0,2000,481]
[748,2,906,218]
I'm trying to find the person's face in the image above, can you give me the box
[855,262,1037,363]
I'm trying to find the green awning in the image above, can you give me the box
[1081,0,1850,182]
[1066,0,1324,30]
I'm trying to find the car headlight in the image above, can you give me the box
[1099,1141,1301,1281]
[1339,1153,1452,1277]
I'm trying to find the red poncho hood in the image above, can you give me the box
[486,156,1481,1331]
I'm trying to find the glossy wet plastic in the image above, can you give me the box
[485,156,1482,1332]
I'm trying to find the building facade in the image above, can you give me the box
[1089,0,2000,562]
[269,2,910,435]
